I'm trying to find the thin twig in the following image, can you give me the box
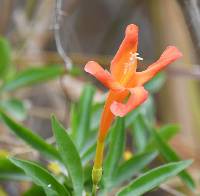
[13,49,200,80]
[168,64,200,80]
[54,0,72,70]
[160,184,186,196]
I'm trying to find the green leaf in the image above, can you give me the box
[90,102,102,131]
[1,66,64,91]
[23,185,46,196]
[0,37,11,77]
[103,118,125,186]
[112,151,157,187]
[10,158,69,196]
[0,111,60,161]
[70,103,79,139]
[80,130,97,156]
[125,109,139,128]
[72,85,95,148]
[68,66,82,76]
[0,157,28,181]
[126,96,155,129]
[52,116,83,196]
[83,165,92,186]
[139,95,155,126]
[117,160,192,196]
[145,124,180,151]
[44,189,58,196]
[131,115,148,152]
[153,131,195,190]
[0,99,27,121]
[145,72,166,93]
[81,142,96,166]
[159,124,180,138]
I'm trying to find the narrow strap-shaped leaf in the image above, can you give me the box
[73,85,95,148]
[80,130,97,156]
[90,102,102,131]
[0,111,60,161]
[144,72,166,94]
[153,131,195,190]
[103,118,125,186]
[70,103,79,140]
[0,157,28,181]
[1,66,64,91]
[44,189,59,196]
[52,116,83,196]
[83,165,92,185]
[0,98,27,121]
[112,151,157,187]
[159,124,180,138]
[23,185,46,196]
[125,109,139,128]
[144,124,180,151]
[0,37,11,78]
[10,158,69,196]
[81,142,96,166]
[117,160,192,196]
[139,95,155,126]
[131,115,148,152]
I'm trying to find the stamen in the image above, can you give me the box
[123,52,144,75]
[129,52,143,61]
[136,56,143,61]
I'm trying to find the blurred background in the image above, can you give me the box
[0,0,200,195]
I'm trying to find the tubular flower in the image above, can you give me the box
[85,24,182,189]
[85,24,182,142]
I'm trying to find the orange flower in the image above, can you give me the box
[85,24,182,191]
[85,24,182,142]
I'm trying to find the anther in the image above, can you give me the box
[129,52,143,61]
[136,56,143,61]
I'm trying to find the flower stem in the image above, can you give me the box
[93,140,104,170]
[91,140,104,195]
[92,184,97,196]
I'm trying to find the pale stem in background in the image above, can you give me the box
[54,0,72,70]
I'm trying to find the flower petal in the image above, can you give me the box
[110,86,148,117]
[132,46,182,86]
[110,24,139,81]
[84,61,123,90]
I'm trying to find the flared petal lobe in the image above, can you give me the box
[132,46,182,86]
[110,24,139,81]
[110,86,148,117]
[84,61,123,90]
